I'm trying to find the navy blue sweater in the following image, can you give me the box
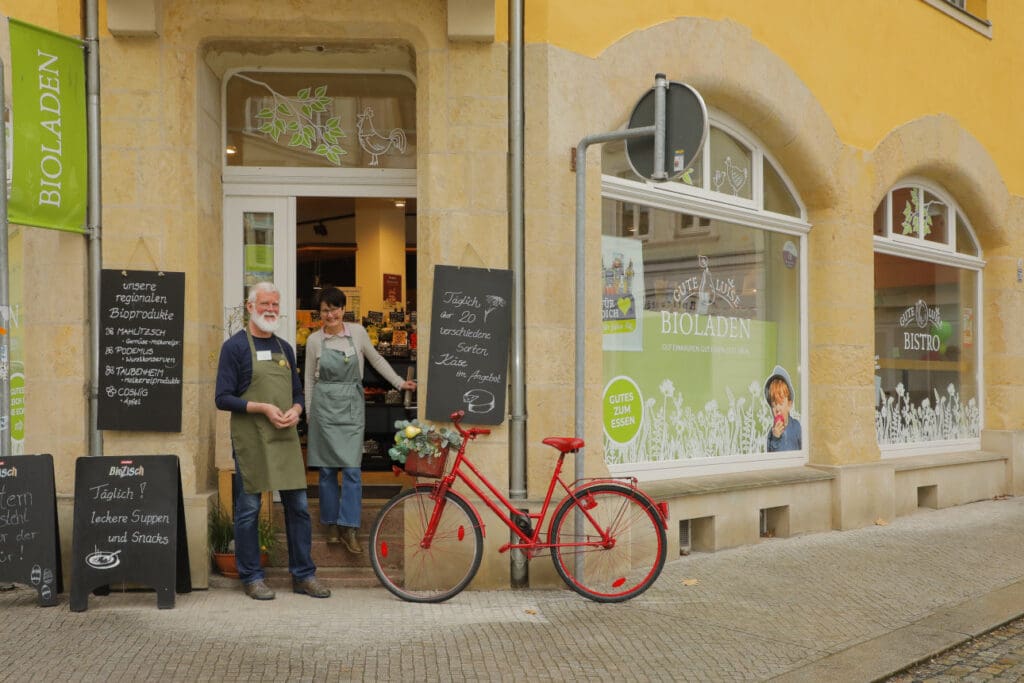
[215,330,304,414]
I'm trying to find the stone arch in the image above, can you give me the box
[869,115,1011,250]
[594,17,844,212]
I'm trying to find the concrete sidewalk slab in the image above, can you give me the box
[3,497,1024,681]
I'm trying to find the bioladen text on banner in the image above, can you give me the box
[2,17,87,233]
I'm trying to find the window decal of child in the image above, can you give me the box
[764,365,802,453]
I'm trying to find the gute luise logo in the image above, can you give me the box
[662,255,750,339]
[898,299,943,352]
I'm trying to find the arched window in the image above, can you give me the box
[873,180,983,451]
[600,113,808,478]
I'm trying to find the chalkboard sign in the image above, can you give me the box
[70,455,191,611]
[98,270,185,432]
[425,265,512,425]
[0,454,63,606]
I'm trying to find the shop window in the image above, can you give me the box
[224,70,416,169]
[600,114,807,475]
[708,128,752,200]
[600,114,801,219]
[873,181,982,449]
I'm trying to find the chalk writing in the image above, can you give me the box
[426,266,512,425]
[98,271,185,431]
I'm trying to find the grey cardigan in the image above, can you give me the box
[303,322,405,409]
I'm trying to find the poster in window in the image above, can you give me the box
[383,273,401,309]
[601,226,802,465]
[602,236,644,352]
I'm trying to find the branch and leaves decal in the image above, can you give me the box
[240,75,347,165]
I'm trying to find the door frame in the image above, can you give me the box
[222,171,417,348]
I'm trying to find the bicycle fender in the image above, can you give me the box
[414,483,487,539]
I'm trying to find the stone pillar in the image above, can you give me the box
[807,199,891,529]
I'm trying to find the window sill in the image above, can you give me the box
[920,0,993,39]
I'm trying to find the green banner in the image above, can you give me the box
[8,18,87,233]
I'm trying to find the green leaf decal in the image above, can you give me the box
[245,79,350,165]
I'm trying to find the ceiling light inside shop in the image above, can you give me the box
[225,145,238,155]
[394,199,406,208]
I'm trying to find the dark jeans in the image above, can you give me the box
[318,466,362,528]
[232,467,315,584]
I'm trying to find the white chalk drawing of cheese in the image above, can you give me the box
[463,389,495,414]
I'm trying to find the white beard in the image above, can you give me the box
[252,311,281,334]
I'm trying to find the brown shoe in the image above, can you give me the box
[243,579,275,601]
[325,524,341,544]
[339,526,364,554]
[292,576,331,598]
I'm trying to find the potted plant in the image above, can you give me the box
[388,419,461,478]
[208,504,277,577]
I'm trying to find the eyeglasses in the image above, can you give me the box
[319,307,342,317]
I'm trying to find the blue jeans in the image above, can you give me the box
[318,467,362,528]
[232,469,316,584]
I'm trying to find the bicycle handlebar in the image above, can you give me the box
[449,410,491,438]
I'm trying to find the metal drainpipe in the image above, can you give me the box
[508,0,528,589]
[85,0,103,456]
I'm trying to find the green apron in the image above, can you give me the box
[231,331,308,494]
[306,340,365,469]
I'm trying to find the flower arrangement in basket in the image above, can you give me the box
[388,419,462,478]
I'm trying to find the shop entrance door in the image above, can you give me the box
[222,196,297,347]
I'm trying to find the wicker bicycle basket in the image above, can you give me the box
[404,445,451,478]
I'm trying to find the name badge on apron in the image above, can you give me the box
[256,350,272,361]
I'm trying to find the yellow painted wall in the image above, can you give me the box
[0,0,80,34]
[497,0,1024,191]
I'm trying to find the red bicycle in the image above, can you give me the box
[369,410,669,603]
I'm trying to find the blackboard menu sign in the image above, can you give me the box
[0,454,63,606]
[98,270,185,432]
[70,455,191,611]
[425,265,512,425]
[367,311,384,325]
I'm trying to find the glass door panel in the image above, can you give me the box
[223,196,296,348]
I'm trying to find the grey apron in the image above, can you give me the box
[230,331,307,494]
[306,340,365,469]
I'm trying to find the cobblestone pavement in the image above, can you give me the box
[3,497,1024,682]
[885,616,1024,682]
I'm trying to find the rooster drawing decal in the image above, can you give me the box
[357,107,408,166]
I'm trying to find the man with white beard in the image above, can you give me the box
[215,282,330,600]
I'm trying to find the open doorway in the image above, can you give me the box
[295,197,416,312]
[294,196,418,479]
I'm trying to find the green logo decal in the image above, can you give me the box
[603,376,642,445]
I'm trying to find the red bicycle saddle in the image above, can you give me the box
[542,437,585,453]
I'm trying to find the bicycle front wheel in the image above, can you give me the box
[550,483,667,602]
[369,487,483,603]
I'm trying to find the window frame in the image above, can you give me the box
[600,111,811,479]
[221,67,418,177]
[873,178,985,457]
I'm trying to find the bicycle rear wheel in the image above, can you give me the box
[369,487,483,603]
[549,483,667,602]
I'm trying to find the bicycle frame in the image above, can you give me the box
[421,423,647,557]
[373,411,671,603]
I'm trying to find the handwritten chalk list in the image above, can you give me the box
[425,266,512,425]
[0,454,63,606]
[98,270,185,432]
[70,455,191,611]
